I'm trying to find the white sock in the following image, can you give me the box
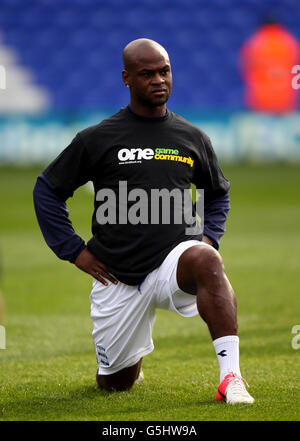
[213,335,241,382]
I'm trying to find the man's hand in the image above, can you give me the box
[74,247,118,286]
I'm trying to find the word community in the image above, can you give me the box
[101,424,197,438]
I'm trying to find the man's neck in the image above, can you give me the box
[128,102,167,118]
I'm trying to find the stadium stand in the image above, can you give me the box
[0,34,49,112]
[0,0,299,112]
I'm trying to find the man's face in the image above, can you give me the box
[123,47,172,108]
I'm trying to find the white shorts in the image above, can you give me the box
[90,240,210,375]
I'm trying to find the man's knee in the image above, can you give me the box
[96,372,135,392]
[192,246,224,280]
[177,245,225,293]
[96,359,142,392]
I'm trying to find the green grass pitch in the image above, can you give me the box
[0,163,299,421]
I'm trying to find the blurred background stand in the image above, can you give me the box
[240,11,300,114]
[0,0,299,164]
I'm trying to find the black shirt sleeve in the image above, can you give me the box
[193,133,230,201]
[192,132,231,248]
[203,191,230,249]
[33,174,86,262]
[43,133,93,201]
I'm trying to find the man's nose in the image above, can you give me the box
[152,72,165,84]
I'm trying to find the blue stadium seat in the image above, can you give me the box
[0,0,299,111]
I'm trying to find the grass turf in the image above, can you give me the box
[0,163,299,421]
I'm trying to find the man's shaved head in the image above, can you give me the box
[122,38,170,72]
[122,38,172,117]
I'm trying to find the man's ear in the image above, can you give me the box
[122,70,130,88]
